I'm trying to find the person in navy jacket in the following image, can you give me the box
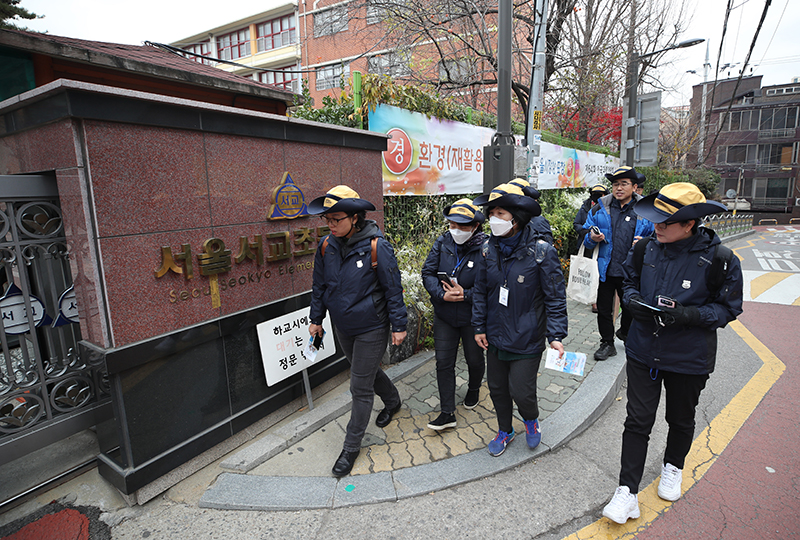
[508,178,554,245]
[308,185,407,477]
[602,183,743,524]
[422,199,488,431]
[472,183,568,457]
[583,167,654,361]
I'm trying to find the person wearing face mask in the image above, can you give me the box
[471,184,568,456]
[421,199,488,430]
[308,185,407,478]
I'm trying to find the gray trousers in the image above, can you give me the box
[336,326,401,452]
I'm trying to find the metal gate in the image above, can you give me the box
[0,174,110,466]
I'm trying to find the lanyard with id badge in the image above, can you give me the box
[498,258,516,307]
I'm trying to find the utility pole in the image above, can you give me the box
[624,0,638,166]
[525,0,548,188]
[482,0,515,191]
[698,41,710,165]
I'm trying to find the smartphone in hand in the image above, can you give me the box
[656,296,676,309]
[438,272,453,286]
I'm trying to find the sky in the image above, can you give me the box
[15,0,800,108]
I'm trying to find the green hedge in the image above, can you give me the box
[384,190,586,352]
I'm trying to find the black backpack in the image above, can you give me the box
[632,236,733,299]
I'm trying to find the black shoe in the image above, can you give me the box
[332,449,360,477]
[427,412,457,431]
[594,342,617,361]
[463,388,480,409]
[615,329,627,343]
[375,402,401,428]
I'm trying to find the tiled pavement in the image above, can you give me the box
[199,298,620,510]
[341,297,600,475]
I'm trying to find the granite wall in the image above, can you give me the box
[0,80,389,497]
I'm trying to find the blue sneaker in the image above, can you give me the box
[488,429,515,456]
[524,419,541,448]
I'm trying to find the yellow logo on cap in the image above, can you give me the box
[448,198,478,219]
[322,185,361,209]
[488,183,525,202]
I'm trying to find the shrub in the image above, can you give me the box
[384,190,586,351]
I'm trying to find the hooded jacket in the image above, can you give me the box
[622,227,744,375]
[472,226,568,355]
[422,230,487,327]
[582,193,654,281]
[310,220,407,337]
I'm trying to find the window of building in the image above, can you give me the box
[256,15,297,52]
[217,28,251,61]
[772,107,798,129]
[726,145,748,164]
[316,63,350,91]
[438,59,475,84]
[314,6,348,37]
[257,65,300,93]
[760,108,774,131]
[728,110,752,131]
[366,5,384,24]
[757,143,794,165]
[718,144,757,164]
[182,41,213,65]
[750,109,761,130]
[754,178,790,204]
[367,52,411,78]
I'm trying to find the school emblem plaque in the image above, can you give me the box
[268,172,310,220]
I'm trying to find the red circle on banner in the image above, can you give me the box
[383,128,413,175]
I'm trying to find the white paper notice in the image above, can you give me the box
[256,308,334,386]
[544,348,587,377]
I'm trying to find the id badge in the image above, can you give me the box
[499,286,509,306]
[451,276,459,286]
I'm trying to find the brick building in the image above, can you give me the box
[170,0,527,120]
[689,75,800,217]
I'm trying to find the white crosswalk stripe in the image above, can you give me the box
[742,270,800,305]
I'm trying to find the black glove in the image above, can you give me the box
[626,295,655,322]
[660,303,701,327]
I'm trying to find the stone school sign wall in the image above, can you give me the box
[0,80,389,502]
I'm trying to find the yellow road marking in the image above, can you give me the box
[732,235,764,262]
[562,320,786,540]
[750,272,793,299]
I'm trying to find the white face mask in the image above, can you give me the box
[489,216,514,237]
[449,227,474,245]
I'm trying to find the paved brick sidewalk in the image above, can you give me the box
[346,298,602,474]
[247,298,605,478]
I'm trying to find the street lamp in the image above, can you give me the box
[624,38,705,166]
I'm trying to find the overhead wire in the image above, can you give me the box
[756,0,789,68]
[706,0,734,131]
[702,0,774,164]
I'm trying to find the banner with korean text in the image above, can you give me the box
[369,104,619,194]
[536,142,619,190]
[369,104,492,195]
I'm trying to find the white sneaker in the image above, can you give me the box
[602,486,640,524]
[658,463,683,501]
